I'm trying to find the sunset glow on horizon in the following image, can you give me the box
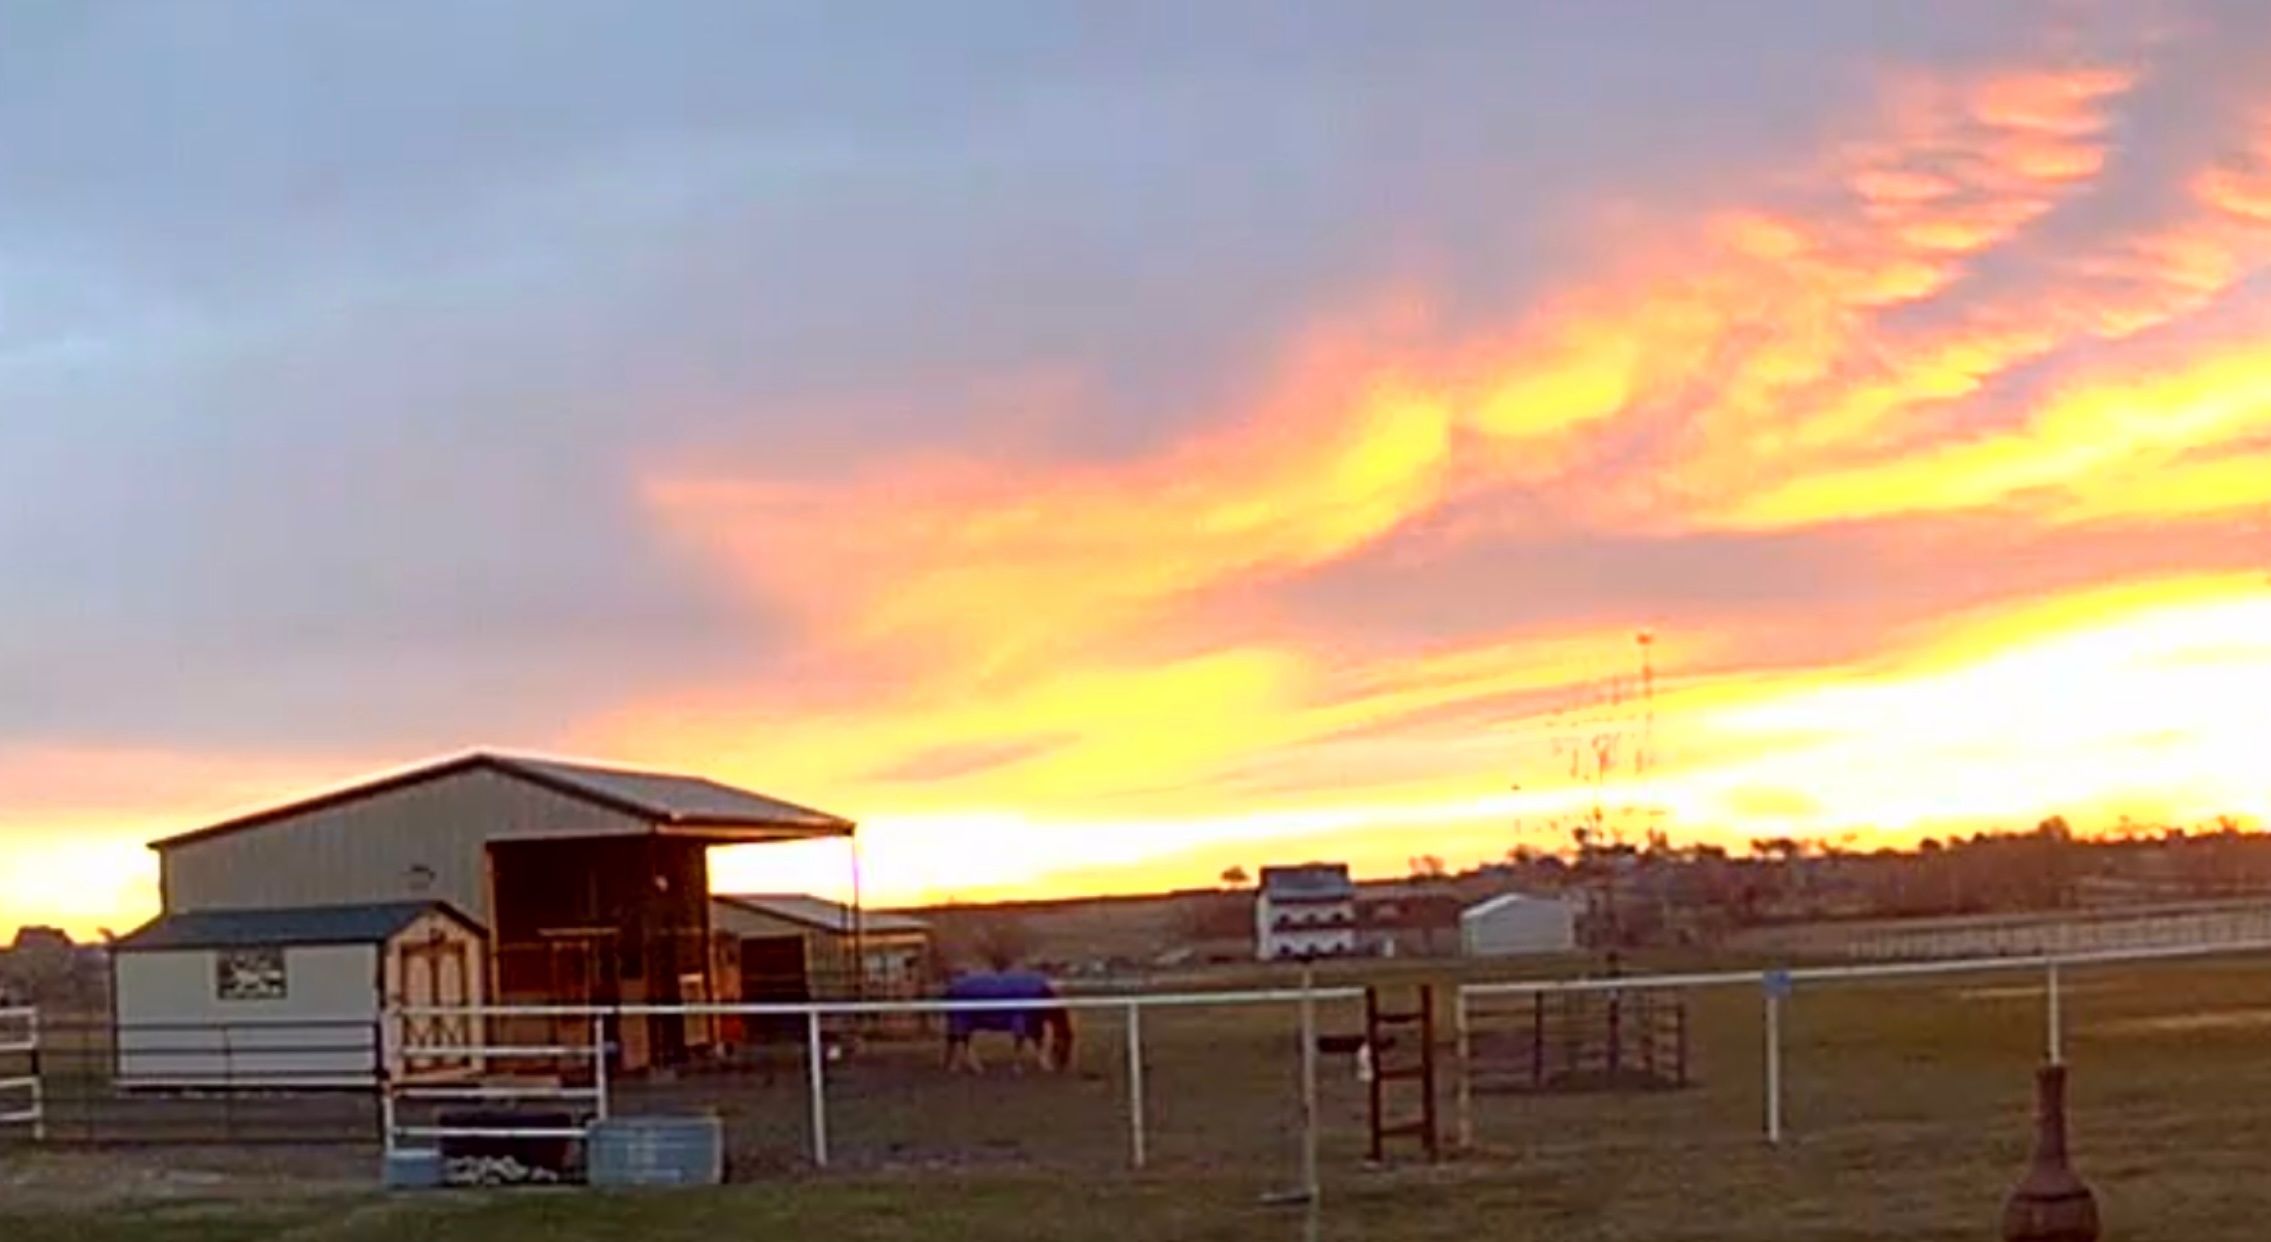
[4,4,2270,939]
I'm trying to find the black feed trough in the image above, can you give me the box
[435,1109,580,1185]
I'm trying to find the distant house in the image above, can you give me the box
[1254,864,1359,960]
[1460,891,1581,958]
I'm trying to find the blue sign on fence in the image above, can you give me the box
[1763,968,1794,1000]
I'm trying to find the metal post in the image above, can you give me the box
[1126,1002,1148,1170]
[377,1012,396,1155]
[1764,991,1784,1147]
[1299,966,1321,1200]
[805,1008,830,1168]
[2046,959,2065,1067]
[1453,985,1473,1153]
[222,1024,237,1143]
[591,1011,612,1121]
[28,1008,44,1143]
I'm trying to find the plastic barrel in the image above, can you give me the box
[585,1113,726,1187]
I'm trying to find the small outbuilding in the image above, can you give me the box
[1459,891,1580,958]
[710,894,932,1044]
[111,900,486,1089]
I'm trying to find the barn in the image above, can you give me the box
[131,751,856,1078]
[1459,891,1581,958]
[111,900,485,1089]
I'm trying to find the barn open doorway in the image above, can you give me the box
[738,935,812,1044]
[485,835,714,1071]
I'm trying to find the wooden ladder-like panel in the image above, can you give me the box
[1364,984,1440,1162]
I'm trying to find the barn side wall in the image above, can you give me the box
[158,770,649,925]
[114,943,381,1086]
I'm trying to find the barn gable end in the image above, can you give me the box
[156,765,650,925]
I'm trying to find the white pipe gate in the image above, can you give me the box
[381,1010,611,1153]
[389,984,1366,1174]
[1451,935,2271,1151]
[0,1007,42,1141]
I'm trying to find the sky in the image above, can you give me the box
[5,0,2271,939]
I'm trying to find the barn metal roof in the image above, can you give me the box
[712,893,930,935]
[149,751,856,851]
[496,755,852,833]
[114,901,476,951]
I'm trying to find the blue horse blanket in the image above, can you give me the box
[943,970,1060,1041]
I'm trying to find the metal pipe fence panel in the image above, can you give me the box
[7,1016,380,1146]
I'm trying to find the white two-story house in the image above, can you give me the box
[1254,863,1359,960]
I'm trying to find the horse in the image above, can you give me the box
[941,969,1074,1074]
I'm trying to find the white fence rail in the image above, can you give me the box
[0,1007,42,1141]
[1453,935,2271,1151]
[389,983,1363,1177]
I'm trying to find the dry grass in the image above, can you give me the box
[5,953,2270,1239]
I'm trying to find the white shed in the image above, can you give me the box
[1459,892,1580,958]
[111,900,485,1089]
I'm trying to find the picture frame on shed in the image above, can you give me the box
[215,947,289,1001]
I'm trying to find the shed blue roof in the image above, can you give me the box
[115,901,473,951]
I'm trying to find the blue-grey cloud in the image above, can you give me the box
[0,0,2235,758]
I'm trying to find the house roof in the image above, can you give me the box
[712,893,929,936]
[1259,863,1355,900]
[149,751,857,852]
[114,901,478,952]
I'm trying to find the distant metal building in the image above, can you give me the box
[1254,864,1359,960]
[111,900,485,1088]
[136,751,856,1075]
[1459,891,1581,958]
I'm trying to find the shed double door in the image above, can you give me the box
[395,937,477,1078]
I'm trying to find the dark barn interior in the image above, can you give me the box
[487,836,716,1070]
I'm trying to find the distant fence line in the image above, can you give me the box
[1846,904,2271,961]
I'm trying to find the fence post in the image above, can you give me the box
[376,1013,395,1154]
[805,1008,829,1169]
[1763,971,1788,1147]
[591,1011,611,1122]
[1452,985,1473,1153]
[222,1024,237,1143]
[2046,959,2065,1066]
[1126,1002,1148,1170]
[1299,967,1321,1200]
[28,1007,44,1143]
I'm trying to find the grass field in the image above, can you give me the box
[5,952,2270,1239]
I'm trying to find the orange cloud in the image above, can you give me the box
[610,47,2271,911]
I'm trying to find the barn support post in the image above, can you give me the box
[805,1008,830,1168]
[2045,960,2065,1066]
[1125,1002,1148,1170]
